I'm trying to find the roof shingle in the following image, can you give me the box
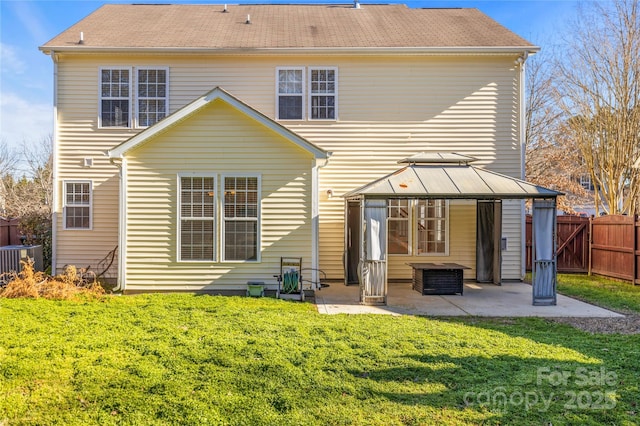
[40,4,536,51]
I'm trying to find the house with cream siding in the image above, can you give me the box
[40,3,557,298]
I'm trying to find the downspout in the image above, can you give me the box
[51,52,59,274]
[311,156,330,290]
[109,156,127,292]
[519,51,530,280]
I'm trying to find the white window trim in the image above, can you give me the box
[308,67,338,121]
[414,199,450,257]
[221,173,261,263]
[135,66,170,129]
[177,173,217,263]
[276,67,305,121]
[98,66,132,129]
[62,180,93,231]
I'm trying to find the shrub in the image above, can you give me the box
[0,260,104,300]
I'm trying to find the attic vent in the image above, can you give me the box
[83,157,93,168]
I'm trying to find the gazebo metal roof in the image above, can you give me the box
[345,161,562,200]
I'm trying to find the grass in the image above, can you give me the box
[557,274,640,314]
[1,293,639,425]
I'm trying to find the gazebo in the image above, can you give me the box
[343,153,562,306]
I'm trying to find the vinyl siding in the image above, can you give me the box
[122,99,314,291]
[53,52,524,284]
[387,200,477,279]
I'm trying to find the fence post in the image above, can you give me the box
[631,214,640,285]
[588,215,593,276]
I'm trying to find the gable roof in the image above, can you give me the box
[107,87,329,160]
[41,4,536,54]
[345,162,562,200]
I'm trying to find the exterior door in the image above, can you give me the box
[345,200,361,285]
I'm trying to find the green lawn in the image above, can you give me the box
[557,273,640,314]
[1,288,639,425]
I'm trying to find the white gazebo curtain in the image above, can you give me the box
[359,199,387,305]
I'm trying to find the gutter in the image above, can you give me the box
[518,51,531,280]
[51,53,59,275]
[109,156,127,293]
[39,45,541,56]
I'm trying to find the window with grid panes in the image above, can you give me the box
[64,181,92,229]
[223,176,259,261]
[415,199,447,254]
[277,68,304,120]
[137,68,168,127]
[179,176,215,261]
[387,199,410,254]
[309,68,336,120]
[100,68,130,127]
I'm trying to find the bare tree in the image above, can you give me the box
[554,0,640,215]
[525,49,588,213]
[21,134,53,215]
[0,139,20,215]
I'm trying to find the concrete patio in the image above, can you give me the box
[315,280,624,317]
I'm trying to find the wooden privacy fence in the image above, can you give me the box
[526,214,640,284]
[0,217,20,247]
[591,215,640,285]
[526,215,590,273]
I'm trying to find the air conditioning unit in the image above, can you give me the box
[0,245,44,282]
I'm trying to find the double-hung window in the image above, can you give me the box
[137,68,168,127]
[179,176,215,261]
[100,68,130,127]
[416,200,448,255]
[309,68,336,120]
[99,67,168,128]
[387,199,448,255]
[277,67,337,120]
[223,176,260,261]
[388,199,410,255]
[277,68,304,120]
[64,181,92,230]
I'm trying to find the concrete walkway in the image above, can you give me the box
[315,281,624,317]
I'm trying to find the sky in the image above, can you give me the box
[0,0,583,157]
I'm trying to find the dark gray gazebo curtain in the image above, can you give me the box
[532,199,557,305]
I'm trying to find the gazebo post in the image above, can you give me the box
[531,198,558,305]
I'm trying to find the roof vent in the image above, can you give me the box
[246,14,251,24]
[354,1,361,9]
[78,32,84,45]
[223,4,228,13]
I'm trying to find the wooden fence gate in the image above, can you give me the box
[526,215,589,273]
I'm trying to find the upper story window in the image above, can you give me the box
[100,68,130,127]
[276,67,337,121]
[137,68,168,127]
[64,181,92,230]
[309,68,336,120]
[99,67,168,128]
[277,68,304,120]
